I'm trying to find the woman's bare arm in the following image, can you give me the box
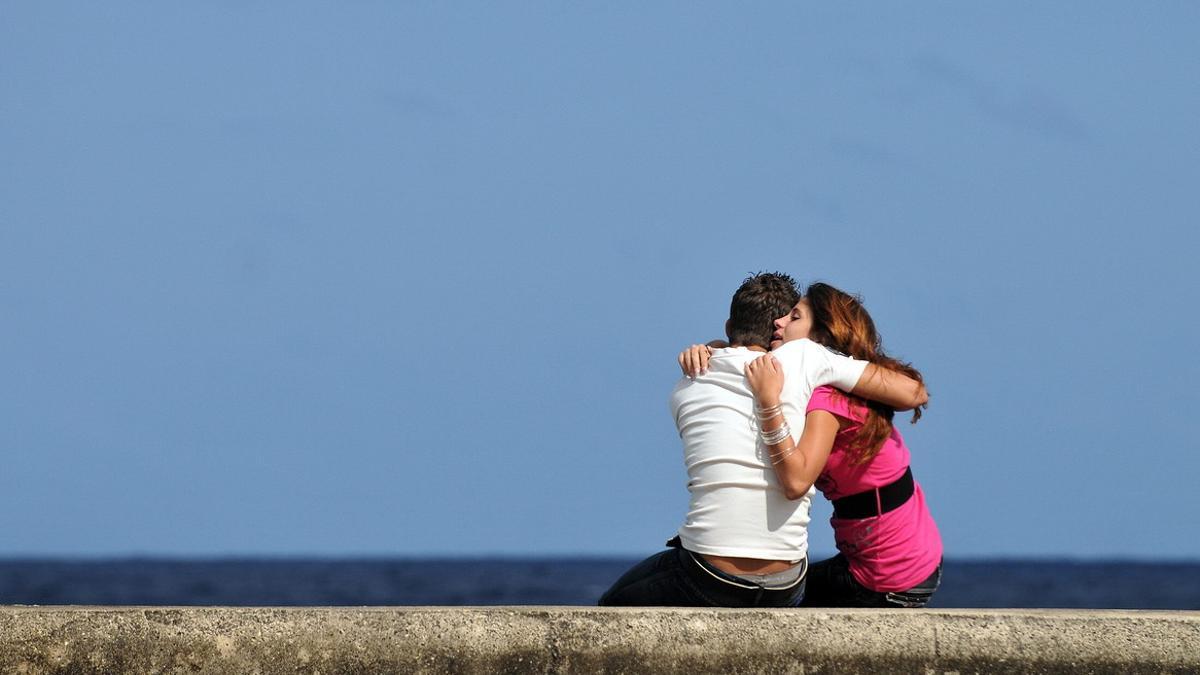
[745,354,840,500]
[764,409,839,500]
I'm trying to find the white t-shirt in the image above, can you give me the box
[669,339,868,560]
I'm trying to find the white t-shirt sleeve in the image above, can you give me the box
[775,339,867,391]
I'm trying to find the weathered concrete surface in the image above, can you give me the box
[1,606,1197,674]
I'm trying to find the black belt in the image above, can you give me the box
[832,466,914,520]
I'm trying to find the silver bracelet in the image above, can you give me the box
[760,422,792,446]
[770,445,798,465]
[754,403,782,420]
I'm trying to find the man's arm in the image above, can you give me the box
[850,363,928,411]
[773,338,929,411]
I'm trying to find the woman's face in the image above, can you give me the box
[771,299,813,349]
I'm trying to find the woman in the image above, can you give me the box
[682,282,942,607]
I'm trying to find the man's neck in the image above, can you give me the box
[728,343,768,353]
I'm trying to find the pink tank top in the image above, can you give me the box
[807,386,943,592]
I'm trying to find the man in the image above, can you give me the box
[599,272,926,606]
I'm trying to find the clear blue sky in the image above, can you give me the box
[3,3,1197,558]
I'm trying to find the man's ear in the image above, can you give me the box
[724,319,732,342]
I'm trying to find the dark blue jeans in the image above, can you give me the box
[800,554,942,608]
[599,544,806,608]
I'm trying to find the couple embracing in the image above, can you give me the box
[600,272,942,608]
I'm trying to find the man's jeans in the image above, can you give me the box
[599,544,807,607]
[800,554,942,608]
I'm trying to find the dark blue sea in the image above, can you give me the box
[2,558,1197,609]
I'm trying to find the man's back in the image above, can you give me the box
[670,340,867,561]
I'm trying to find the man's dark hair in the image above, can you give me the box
[726,272,801,349]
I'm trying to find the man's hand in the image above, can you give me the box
[745,354,785,406]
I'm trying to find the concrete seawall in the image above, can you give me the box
[1,606,1197,674]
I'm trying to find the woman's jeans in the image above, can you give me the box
[599,542,807,607]
[801,554,942,608]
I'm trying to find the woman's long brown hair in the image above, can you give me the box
[804,282,926,465]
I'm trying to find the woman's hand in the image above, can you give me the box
[745,354,785,406]
[678,344,713,378]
